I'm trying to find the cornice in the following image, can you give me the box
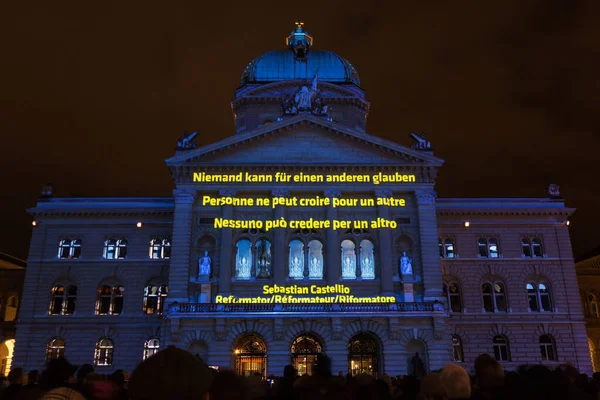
[28,210,174,217]
[436,210,572,217]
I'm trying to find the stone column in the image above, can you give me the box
[376,190,394,294]
[415,190,443,301]
[325,190,341,284]
[168,189,196,303]
[273,189,288,286]
[219,190,235,295]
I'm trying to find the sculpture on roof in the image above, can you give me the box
[410,132,431,150]
[177,131,198,150]
[547,184,561,198]
[281,71,330,117]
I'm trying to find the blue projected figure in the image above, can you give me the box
[236,240,252,280]
[198,251,211,277]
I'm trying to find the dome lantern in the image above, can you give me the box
[286,22,313,60]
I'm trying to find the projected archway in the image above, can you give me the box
[290,334,323,376]
[234,335,267,378]
[347,333,380,378]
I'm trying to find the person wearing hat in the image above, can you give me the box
[128,346,214,400]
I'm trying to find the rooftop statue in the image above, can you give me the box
[177,131,198,150]
[410,132,431,150]
[281,71,330,117]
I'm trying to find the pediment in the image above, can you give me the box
[166,115,443,168]
[236,81,362,99]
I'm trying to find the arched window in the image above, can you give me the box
[522,238,532,257]
[452,335,464,362]
[46,338,65,361]
[440,238,455,258]
[532,238,543,257]
[348,333,380,379]
[482,282,507,312]
[149,238,171,259]
[443,282,462,313]
[234,335,267,378]
[341,240,357,279]
[291,334,323,376]
[235,239,252,280]
[478,238,499,258]
[288,240,305,279]
[308,240,324,280]
[94,338,114,366]
[49,285,77,315]
[143,338,160,360]
[143,285,168,315]
[478,238,488,257]
[540,335,557,361]
[589,293,600,318]
[96,285,124,315]
[4,296,18,321]
[103,238,127,259]
[359,239,375,280]
[58,239,82,259]
[581,292,589,316]
[492,335,510,361]
[527,283,539,311]
[488,238,499,258]
[539,283,552,311]
[255,239,272,279]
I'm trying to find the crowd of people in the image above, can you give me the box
[0,347,599,400]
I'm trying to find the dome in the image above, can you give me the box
[240,23,360,86]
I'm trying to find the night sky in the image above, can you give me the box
[1,1,599,260]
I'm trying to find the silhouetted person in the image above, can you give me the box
[411,352,425,378]
[2,367,24,400]
[276,365,297,400]
[25,370,39,388]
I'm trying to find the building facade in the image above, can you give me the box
[0,253,26,376]
[12,24,592,377]
[575,246,600,372]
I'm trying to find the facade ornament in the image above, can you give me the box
[177,131,198,150]
[281,72,331,118]
[415,190,437,205]
[546,184,561,198]
[410,132,431,150]
[173,189,196,203]
[198,251,211,277]
[215,319,227,341]
[400,251,413,275]
[271,189,290,197]
[218,189,237,197]
[324,190,341,198]
[375,189,393,198]
[41,184,54,198]
[273,319,284,341]
[388,318,401,340]
[432,316,447,340]
[331,317,343,340]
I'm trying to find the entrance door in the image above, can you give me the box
[291,334,322,376]
[234,335,267,378]
[347,333,380,378]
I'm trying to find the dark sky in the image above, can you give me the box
[1,1,599,260]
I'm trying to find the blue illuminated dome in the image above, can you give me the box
[240,22,360,86]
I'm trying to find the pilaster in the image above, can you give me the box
[325,190,341,284]
[219,190,235,294]
[272,189,288,285]
[415,190,443,301]
[168,189,196,302]
[375,190,394,294]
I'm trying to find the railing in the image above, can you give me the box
[174,302,437,314]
